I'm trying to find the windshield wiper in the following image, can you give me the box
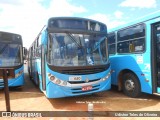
[67,33,82,48]
[91,36,106,53]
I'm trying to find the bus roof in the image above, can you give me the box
[0,31,22,43]
[108,10,160,33]
[0,31,21,37]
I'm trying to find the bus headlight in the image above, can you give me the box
[15,70,23,78]
[55,79,61,84]
[48,73,67,86]
[100,71,111,81]
[62,81,67,86]
[50,76,55,81]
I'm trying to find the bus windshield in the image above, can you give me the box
[48,33,108,66]
[0,42,22,67]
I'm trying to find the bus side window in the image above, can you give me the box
[117,24,145,54]
[133,39,144,52]
[36,46,41,58]
[117,42,129,53]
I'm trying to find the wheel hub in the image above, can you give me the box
[125,79,135,91]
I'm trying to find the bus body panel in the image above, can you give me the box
[0,65,24,88]
[108,11,160,96]
[46,79,111,98]
[13,65,24,86]
[7,74,24,87]
[110,55,152,94]
[45,65,111,98]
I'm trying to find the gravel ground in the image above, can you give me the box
[0,64,160,120]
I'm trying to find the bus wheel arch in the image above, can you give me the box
[118,69,141,97]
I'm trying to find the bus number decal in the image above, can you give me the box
[69,76,82,81]
[136,56,143,64]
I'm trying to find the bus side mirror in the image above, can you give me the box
[23,47,28,60]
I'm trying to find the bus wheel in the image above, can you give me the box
[122,73,141,98]
[10,86,23,90]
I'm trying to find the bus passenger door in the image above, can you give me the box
[151,22,160,93]
[41,45,46,91]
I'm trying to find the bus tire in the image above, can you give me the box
[10,86,23,90]
[122,73,141,98]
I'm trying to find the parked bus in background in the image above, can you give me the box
[108,11,160,97]
[28,17,111,98]
[0,31,27,88]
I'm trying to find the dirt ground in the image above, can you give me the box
[0,64,160,120]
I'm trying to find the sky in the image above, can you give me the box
[0,0,160,48]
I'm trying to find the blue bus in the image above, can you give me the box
[28,17,111,98]
[108,11,160,97]
[0,31,27,88]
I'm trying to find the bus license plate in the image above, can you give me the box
[69,76,81,81]
[82,86,92,91]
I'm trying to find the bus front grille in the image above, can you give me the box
[61,68,106,75]
[48,63,110,75]
[68,79,100,84]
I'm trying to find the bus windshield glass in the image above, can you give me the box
[48,33,108,66]
[0,42,22,67]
